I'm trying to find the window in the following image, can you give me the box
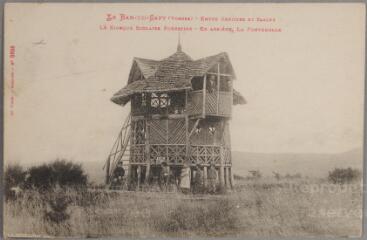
[159,93,170,108]
[151,93,159,108]
[151,93,171,108]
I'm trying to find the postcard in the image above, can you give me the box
[3,3,365,238]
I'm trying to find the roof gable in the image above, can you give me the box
[128,58,160,84]
[113,49,242,106]
[188,52,236,79]
[128,51,236,84]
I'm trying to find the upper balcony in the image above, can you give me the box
[130,71,234,119]
[130,91,186,117]
[187,90,232,118]
[187,71,233,118]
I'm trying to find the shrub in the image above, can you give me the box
[26,159,87,191]
[328,167,361,184]
[26,164,54,191]
[49,160,87,187]
[4,164,26,200]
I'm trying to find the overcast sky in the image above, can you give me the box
[4,3,365,166]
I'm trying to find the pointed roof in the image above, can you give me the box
[111,47,244,106]
[177,33,182,52]
[133,58,160,79]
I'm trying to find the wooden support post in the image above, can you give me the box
[219,166,224,188]
[229,167,234,189]
[127,164,132,188]
[226,120,233,188]
[167,166,171,190]
[190,167,194,187]
[137,165,142,190]
[226,167,230,188]
[202,74,207,118]
[145,164,150,184]
[203,166,208,188]
[219,147,225,188]
[223,167,227,186]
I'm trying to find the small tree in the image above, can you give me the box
[328,167,361,184]
[49,159,87,187]
[26,164,54,191]
[25,159,88,191]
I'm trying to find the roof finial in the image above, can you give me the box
[177,32,182,52]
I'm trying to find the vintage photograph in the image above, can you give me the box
[3,3,365,238]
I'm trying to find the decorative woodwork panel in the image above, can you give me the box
[189,145,222,166]
[188,90,232,117]
[149,144,186,165]
[147,144,230,166]
[150,120,168,144]
[188,91,203,115]
[167,145,186,165]
[150,119,186,144]
[132,120,146,144]
[149,144,167,164]
[207,146,221,165]
[130,145,145,163]
[205,92,217,115]
[168,119,186,144]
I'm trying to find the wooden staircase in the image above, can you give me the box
[103,114,131,185]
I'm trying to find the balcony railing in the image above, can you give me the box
[188,90,232,117]
[130,144,231,166]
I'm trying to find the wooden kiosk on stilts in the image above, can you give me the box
[104,41,246,191]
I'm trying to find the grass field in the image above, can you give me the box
[4,177,362,238]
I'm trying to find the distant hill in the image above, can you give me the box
[84,148,363,184]
[232,148,363,178]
